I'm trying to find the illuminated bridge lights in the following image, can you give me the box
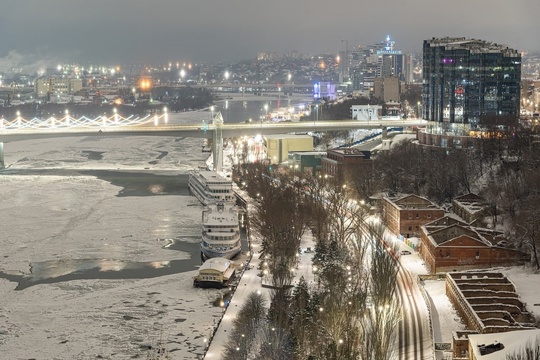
[0,113,168,131]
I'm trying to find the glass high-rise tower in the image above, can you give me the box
[422,37,521,130]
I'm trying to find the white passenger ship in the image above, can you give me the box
[188,170,235,206]
[201,202,241,259]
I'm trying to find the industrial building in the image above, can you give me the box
[264,134,314,165]
[35,76,83,97]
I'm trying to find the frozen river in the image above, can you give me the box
[0,127,230,359]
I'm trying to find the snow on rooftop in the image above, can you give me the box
[2,110,539,359]
[469,329,540,359]
[204,205,238,226]
[500,266,540,320]
[199,258,232,273]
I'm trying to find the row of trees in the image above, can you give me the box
[220,125,540,359]
[223,164,401,359]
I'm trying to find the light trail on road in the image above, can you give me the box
[396,259,433,360]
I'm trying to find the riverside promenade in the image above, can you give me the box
[203,189,316,359]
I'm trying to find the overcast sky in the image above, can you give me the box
[0,0,538,71]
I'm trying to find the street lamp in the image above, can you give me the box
[263,104,268,127]
[210,106,214,121]
[287,73,292,93]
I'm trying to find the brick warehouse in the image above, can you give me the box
[321,148,372,185]
[419,216,529,273]
[382,194,445,237]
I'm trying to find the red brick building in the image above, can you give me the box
[321,148,372,184]
[419,216,529,273]
[452,193,487,226]
[382,194,445,237]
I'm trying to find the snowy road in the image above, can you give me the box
[396,263,433,360]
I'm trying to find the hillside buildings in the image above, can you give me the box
[344,36,414,94]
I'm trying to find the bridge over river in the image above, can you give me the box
[0,111,426,169]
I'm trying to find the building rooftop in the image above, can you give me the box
[425,37,520,57]
[263,134,313,140]
[289,151,327,156]
[469,329,540,359]
[428,224,489,247]
[386,194,442,210]
[199,257,232,273]
[453,193,487,216]
[447,272,537,334]
[327,148,369,157]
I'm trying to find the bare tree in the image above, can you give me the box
[222,292,267,360]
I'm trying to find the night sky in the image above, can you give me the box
[0,0,538,70]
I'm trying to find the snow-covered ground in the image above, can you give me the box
[390,233,540,351]
[204,187,317,359]
[0,111,231,359]
[2,113,539,359]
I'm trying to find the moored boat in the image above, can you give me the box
[201,202,241,259]
[193,257,236,288]
[188,170,235,206]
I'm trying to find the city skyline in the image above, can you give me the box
[1,0,539,71]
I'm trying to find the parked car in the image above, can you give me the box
[400,250,412,255]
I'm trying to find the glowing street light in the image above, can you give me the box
[163,106,168,124]
[262,104,268,127]
[65,109,70,125]
[113,108,118,123]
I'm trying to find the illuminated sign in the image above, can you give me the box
[376,50,402,55]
